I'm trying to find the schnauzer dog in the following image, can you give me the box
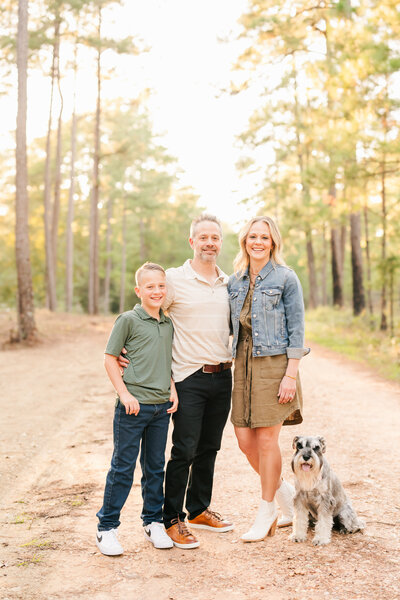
[290,435,365,546]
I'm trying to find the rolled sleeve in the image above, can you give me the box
[283,270,310,359]
[287,346,311,359]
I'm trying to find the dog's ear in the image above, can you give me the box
[292,436,300,450]
[318,436,326,453]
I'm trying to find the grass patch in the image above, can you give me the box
[20,539,52,549]
[306,306,400,381]
[17,554,42,567]
[62,494,86,507]
[13,513,30,524]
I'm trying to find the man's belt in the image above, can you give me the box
[202,362,232,373]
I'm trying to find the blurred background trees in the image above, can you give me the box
[232,0,400,330]
[2,0,202,322]
[2,0,400,348]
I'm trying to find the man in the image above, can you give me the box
[119,214,233,548]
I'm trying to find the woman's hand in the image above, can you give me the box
[278,375,297,404]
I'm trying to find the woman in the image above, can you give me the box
[228,216,309,542]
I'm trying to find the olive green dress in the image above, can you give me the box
[231,284,303,428]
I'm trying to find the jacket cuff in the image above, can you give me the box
[286,347,311,359]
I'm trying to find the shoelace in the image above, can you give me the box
[204,509,223,522]
[173,518,193,537]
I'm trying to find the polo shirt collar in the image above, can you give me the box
[133,304,167,322]
[183,259,228,284]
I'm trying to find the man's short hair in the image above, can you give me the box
[135,262,166,286]
[190,213,222,239]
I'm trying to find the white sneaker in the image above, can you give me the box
[96,528,123,555]
[144,522,174,549]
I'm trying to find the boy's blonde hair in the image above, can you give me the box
[135,262,166,286]
[233,216,286,275]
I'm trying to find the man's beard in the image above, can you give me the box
[199,249,218,262]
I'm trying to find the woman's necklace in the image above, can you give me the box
[250,270,258,284]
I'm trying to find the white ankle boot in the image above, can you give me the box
[275,480,295,528]
[241,500,278,542]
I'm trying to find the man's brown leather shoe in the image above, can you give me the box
[166,518,200,549]
[188,508,234,532]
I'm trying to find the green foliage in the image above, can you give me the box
[306,306,400,381]
[232,0,400,324]
[0,96,204,311]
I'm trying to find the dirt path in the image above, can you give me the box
[1,312,400,600]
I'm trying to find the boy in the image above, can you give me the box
[96,262,178,555]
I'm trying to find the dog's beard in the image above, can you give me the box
[293,456,322,491]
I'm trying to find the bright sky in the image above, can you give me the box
[1,0,267,228]
[106,0,264,227]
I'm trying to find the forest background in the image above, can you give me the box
[2,0,400,380]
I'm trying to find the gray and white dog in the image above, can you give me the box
[290,435,365,546]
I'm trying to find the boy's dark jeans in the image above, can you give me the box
[163,368,232,528]
[97,400,170,531]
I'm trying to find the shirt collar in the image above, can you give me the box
[182,258,228,284]
[133,304,167,322]
[244,260,276,280]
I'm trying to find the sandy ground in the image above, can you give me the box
[1,310,400,600]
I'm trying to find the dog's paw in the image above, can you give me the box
[357,519,366,531]
[345,524,365,534]
[312,536,330,546]
[289,533,307,543]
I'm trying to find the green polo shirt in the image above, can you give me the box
[105,304,173,404]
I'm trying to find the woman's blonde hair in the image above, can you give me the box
[233,216,285,275]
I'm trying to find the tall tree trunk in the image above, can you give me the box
[379,83,390,331]
[305,229,318,309]
[350,212,365,316]
[389,266,394,338]
[88,7,102,315]
[329,185,344,307]
[324,26,343,308]
[65,42,78,312]
[43,19,59,311]
[119,196,127,313]
[15,0,36,341]
[104,196,113,313]
[362,197,373,315]
[380,161,387,331]
[321,223,328,305]
[331,225,343,307]
[292,67,318,308]
[340,222,346,279]
[51,21,63,287]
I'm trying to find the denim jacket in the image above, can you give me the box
[228,260,310,360]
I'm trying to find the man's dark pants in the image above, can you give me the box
[163,368,232,528]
